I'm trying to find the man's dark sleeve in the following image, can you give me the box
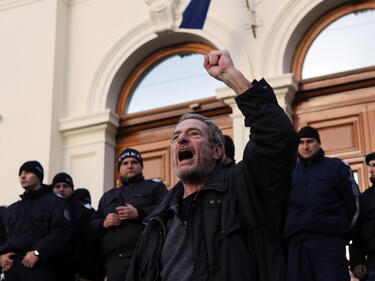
[338,160,360,229]
[33,197,71,261]
[136,182,168,221]
[235,79,299,236]
[349,228,366,271]
[88,197,107,237]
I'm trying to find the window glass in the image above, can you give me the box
[302,9,375,79]
[125,52,225,114]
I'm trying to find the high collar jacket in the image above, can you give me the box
[0,185,71,262]
[284,149,360,238]
[126,79,299,281]
[89,175,168,260]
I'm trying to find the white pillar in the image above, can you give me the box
[59,109,119,208]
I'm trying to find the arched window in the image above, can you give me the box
[117,43,225,116]
[292,2,375,79]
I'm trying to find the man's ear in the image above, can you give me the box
[212,143,224,160]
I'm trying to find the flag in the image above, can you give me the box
[179,0,211,29]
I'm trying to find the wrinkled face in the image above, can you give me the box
[53,182,73,199]
[368,159,375,181]
[298,137,320,161]
[119,157,143,179]
[171,118,222,183]
[19,170,41,192]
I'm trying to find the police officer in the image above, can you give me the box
[90,148,168,281]
[223,135,236,168]
[350,152,375,281]
[52,172,99,281]
[0,161,71,281]
[285,126,360,281]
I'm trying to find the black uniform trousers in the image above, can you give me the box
[105,256,131,281]
[287,233,350,281]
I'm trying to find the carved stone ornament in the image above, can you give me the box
[144,0,177,33]
[244,0,263,38]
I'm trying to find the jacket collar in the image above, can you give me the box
[120,173,144,185]
[20,184,50,200]
[144,164,227,223]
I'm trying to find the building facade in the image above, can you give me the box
[1,0,374,207]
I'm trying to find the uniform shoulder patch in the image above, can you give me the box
[64,209,71,221]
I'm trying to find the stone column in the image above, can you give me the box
[216,73,298,161]
[59,109,119,207]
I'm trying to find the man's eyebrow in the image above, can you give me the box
[171,127,203,138]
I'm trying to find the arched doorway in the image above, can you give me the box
[115,43,233,188]
[292,1,375,191]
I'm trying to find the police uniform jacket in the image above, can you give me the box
[90,175,168,260]
[126,79,299,281]
[284,150,360,238]
[0,185,71,262]
[350,183,375,272]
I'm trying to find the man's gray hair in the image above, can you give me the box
[177,113,225,159]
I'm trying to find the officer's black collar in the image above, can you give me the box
[20,184,49,199]
[298,148,324,165]
[120,173,144,185]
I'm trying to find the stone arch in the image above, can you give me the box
[86,18,253,114]
[262,0,352,77]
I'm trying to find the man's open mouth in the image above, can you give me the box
[178,149,193,162]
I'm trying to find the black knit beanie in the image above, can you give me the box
[298,126,321,144]
[224,135,235,160]
[52,172,74,189]
[366,152,375,165]
[19,161,44,183]
[118,148,143,170]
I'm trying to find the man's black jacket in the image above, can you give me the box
[126,79,299,281]
[350,183,375,273]
[0,185,71,262]
[90,175,168,260]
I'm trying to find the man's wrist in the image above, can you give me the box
[33,250,40,257]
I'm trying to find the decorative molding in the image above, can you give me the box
[0,0,43,11]
[244,0,263,38]
[59,109,119,133]
[88,16,253,114]
[87,22,157,113]
[267,73,299,119]
[0,0,82,11]
[144,0,177,33]
[260,0,348,76]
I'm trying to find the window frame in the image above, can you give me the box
[291,1,375,80]
[116,43,231,134]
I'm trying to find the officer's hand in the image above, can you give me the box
[0,252,15,271]
[353,264,367,279]
[116,204,139,221]
[22,251,39,269]
[103,213,121,228]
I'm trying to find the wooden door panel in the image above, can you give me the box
[344,157,368,193]
[367,102,375,152]
[296,104,367,159]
